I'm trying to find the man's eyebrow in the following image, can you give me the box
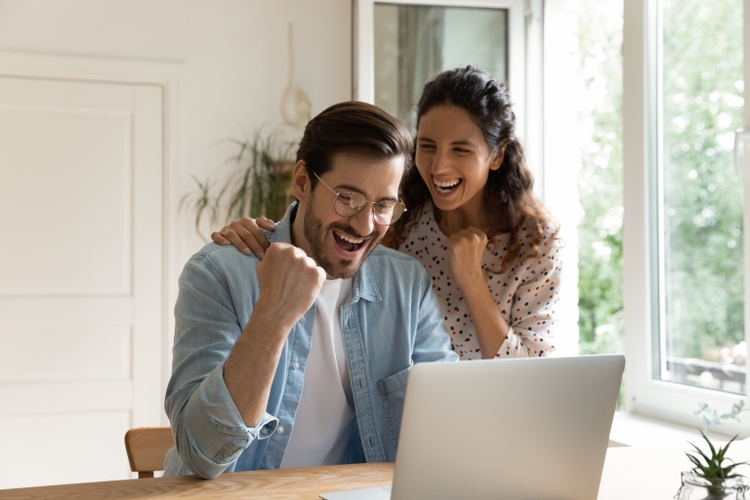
[335,183,399,202]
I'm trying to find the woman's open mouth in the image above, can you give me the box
[434,178,462,194]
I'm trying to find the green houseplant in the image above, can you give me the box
[182,128,298,239]
[677,430,749,499]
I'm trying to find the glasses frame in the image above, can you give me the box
[310,170,406,226]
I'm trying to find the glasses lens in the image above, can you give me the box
[334,191,366,217]
[334,190,405,226]
[373,202,404,226]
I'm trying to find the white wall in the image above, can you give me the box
[0,1,351,482]
[0,0,351,256]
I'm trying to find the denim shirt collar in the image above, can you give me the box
[267,202,382,305]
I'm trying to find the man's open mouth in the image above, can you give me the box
[333,230,365,252]
[434,178,462,194]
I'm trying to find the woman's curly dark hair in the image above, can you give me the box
[383,65,559,273]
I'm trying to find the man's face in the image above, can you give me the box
[295,152,405,279]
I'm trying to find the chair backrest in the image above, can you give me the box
[124,426,174,478]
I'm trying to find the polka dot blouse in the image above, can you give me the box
[399,204,563,360]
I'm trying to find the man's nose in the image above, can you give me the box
[349,203,377,236]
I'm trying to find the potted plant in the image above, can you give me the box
[677,430,749,499]
[181,128,298,239]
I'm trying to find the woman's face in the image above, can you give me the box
[415,104,502,216]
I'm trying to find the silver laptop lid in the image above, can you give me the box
[390,354,625,500]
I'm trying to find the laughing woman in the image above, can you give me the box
[212,66,564,360]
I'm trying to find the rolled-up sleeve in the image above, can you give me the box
[165,252,277,479]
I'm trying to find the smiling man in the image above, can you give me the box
[164,101,458,479]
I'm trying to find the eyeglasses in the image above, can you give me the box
[311,171,406,226]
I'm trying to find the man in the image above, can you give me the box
[165,101,458,479]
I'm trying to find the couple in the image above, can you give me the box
[165,66,563,478]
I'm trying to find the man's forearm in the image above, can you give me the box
[223,310,291,427]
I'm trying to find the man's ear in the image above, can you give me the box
[291,160,309,200]
[490,139,509,171]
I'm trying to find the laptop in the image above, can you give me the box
[320,354,625,500]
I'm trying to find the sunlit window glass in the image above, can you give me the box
[657,0,745,393]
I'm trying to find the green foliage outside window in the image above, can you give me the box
[576,0,624,356]
[661,0,744,365]
[576,0,745,390]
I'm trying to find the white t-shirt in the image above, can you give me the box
[279,277,354,468]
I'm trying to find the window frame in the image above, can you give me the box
[623,0,750,435]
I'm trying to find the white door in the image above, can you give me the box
[0,75,164,487]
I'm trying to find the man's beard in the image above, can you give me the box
[303,207,381,279]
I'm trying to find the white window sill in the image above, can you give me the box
[609,411,701,447]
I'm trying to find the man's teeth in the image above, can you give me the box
[337,232,364,245]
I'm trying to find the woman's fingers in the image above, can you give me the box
[256,217,276,231]
[210,217,274,259]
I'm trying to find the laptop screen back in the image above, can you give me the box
[390,354,625,500]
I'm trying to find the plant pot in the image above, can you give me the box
[677,471,750,499]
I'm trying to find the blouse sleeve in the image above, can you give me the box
[494,236,563,358]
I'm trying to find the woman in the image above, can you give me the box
[212,66,563,360]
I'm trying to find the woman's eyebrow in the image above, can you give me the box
[417,136,475,147]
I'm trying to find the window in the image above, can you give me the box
[566,0,625,402]
[624,0,749,433]
[356,0,748,431]
[369,3,509,132]
[353,0,526,133]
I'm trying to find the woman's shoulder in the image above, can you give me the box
[487,217,562,260]
[518,217,561,243]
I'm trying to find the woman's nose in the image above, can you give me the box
[431,149,450,173]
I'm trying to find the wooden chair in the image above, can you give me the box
[124,426,175,478]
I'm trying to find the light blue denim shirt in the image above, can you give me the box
[164,203,458,479]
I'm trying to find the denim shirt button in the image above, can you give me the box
[292,361,300,370]
[276,426,284,434]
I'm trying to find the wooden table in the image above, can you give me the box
[0,463,393,500]
[0,445,714,499]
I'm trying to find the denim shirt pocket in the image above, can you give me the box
[376,363,412,448]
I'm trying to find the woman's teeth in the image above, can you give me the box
[435,179,461,193]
